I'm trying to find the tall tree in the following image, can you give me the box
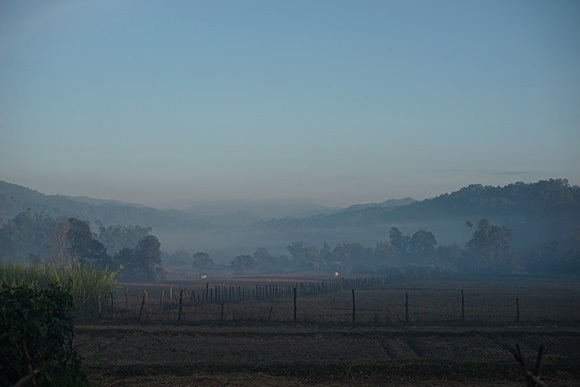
[95,222,151,256]
[408,230,437,263]
[0,210,55,263]
[130,235,162,281]
[465,218,515,273]
[192,252,214,269]
[66,218,93,264]
[231,255,256,274]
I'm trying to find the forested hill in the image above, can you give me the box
[342,197,417,213]
[2,179,579,257]
[258,179,580,253]
[389,179,580,223]
[0,181,210,232]
[263,179,579,225]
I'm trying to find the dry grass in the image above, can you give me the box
[106,275,580,325]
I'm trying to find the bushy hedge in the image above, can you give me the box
[0,283,88,386]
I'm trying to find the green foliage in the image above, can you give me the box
[0,210,164,281]
[252,248,291,274]
[66,218,93,262]
[0,262,120,317]
[95,222,152,257]
[0,283,88,386]
[231,255,256,274]
[116,235,163,281]
[408,230,437,263]
[0,209,55,263]
[527,228,580,275]
[464,219,516,274]
[192,252,214,269]
[166,249,191,267]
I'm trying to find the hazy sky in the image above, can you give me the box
[1,0,579,209]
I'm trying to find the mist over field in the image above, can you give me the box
[1,179,579,279]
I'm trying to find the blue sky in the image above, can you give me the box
[1,0,579,209]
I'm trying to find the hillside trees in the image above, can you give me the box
[252,248,290,273]
[0,209,54,263]
[374,241,400,266]
[287,241,321,268]
[408,230,437,264]
[0,210,164,280]
[192,252,214,269]
[231,255,256,274]
[95,222,152,257]
[123,235,162,281]
[166,249,190,266]
[526,227,580,275]
[389,227,407,256]
[464,218,516,273]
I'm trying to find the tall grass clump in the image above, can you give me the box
[0,261,120,317]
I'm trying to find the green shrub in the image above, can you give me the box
[0,283,88,386]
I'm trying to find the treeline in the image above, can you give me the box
[3,209,579,280]
[188,218,580,276]
[0,209,163,281]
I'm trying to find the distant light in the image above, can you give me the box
[334,272,339,277]
[201,275,207,279]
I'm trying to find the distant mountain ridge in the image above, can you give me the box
[65,195,148,209]
[1,179,579,259]
[254,179,580,256]
[183,199,343,220]
[0,181,210,232]
[343,197,417,213]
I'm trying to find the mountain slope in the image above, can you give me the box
[256,179,580,253]
[2,179,578,260]
[343,197,417,213]
[0,181,210,232]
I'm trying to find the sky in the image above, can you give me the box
[1,0,579,209]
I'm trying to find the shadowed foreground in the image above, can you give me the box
[76,324,580,386]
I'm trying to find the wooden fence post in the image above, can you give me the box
[138,290,147,321]
[405,292,409,323]
[461,289,465,322]
[177,289,183,322]
[352,289,356,325]
[293,287,297,323]
[98,290,102,318]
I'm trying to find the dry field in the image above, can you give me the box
[100,275,580,325]
[75,275,580,386]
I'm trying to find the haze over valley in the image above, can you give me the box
[2,179,578,275]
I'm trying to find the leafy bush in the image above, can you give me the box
[0,283,88,386]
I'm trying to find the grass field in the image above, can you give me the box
[71,274,580,386]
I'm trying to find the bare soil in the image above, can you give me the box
[75,323,580,386]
